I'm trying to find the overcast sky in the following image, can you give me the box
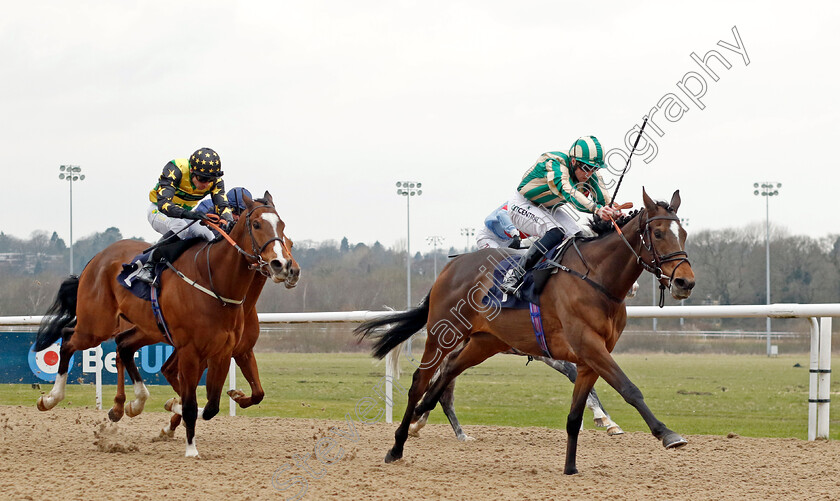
[3,1,838,253]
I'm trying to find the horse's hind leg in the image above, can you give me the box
[385,341,459,463]
[438,379,472,441]
[415,333,507,418]
[159,353,182,438]
[109,352,127,422]
[36,326,78,411]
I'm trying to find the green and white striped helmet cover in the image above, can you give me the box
[569,136,605,169]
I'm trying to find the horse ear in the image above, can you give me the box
[669,190,681,213]
[263,191,274,206]
[642,187,656,212]
[242,192,254,209]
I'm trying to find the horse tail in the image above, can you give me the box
[34,276,80,352]
[355,292,431,360]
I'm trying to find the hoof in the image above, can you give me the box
[159,427,175,439]
[36,397,50,412]
[564,465,578,475]
[606,425,624,436]
[164,397,179,413]
[456,434,475,442]
[227,389,246,400]
[662,432,687,449]
[407,429,420,438]
[125,401,143,418]
[384,449,402,463]
[107,408,123,422]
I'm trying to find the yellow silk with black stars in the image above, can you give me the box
[148,159,232,219]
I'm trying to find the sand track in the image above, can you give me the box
[2,406,839,500]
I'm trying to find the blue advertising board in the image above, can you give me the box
[0,331,202,385]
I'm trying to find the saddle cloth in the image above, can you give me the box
[482,241,568,309]
[116,251,165,301]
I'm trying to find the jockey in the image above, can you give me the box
[475,203,529,249]
[499,136,623,295]
[136,147,234,284]
[195,186,252,219]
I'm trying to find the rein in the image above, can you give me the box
[171,201,293,305]
[544,241,624,303]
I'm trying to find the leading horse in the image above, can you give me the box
[357,188,694,474]
[35,192,299,457]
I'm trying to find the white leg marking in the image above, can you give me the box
[185,438,200,458]
[39,373,68,410]
[126,382,151,417]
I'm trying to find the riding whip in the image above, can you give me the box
[611,116,649,204]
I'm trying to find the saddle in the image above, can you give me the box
[117,236,201,301]
[483,240,572,309]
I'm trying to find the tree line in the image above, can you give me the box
[1,227,839,330]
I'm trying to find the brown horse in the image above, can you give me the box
[35,192,299,457]
[357,189,694,474]
[155,269,271,438]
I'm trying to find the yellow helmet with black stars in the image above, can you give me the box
[189,147,223,178]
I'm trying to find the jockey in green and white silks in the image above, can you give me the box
[500,136,624,296]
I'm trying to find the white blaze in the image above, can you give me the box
[260,213,287,268]
[669,221,683,250]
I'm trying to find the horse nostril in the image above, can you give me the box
[674,278,695,290]
[270,259,286,273]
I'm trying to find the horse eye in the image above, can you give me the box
[253,222,261,229]
[654,230,663,239]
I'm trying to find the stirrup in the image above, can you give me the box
[134,263,157,285]
[499,269,523,295]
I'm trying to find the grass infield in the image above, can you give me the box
[4,353,838,440]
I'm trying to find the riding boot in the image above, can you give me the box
[499,227,566,295]
[135,237,194,285]
[134,248,160,285]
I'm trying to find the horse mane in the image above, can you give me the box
[584,201,673,239]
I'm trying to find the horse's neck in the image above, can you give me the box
[195,233,255,299]
[578,216,645,297]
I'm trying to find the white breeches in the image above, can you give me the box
[147,203,215,241]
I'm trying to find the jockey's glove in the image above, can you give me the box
[182,210,205,221]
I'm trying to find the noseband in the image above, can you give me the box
[240,203,292,277]
[638,211,691,306]
[611,209,691,307]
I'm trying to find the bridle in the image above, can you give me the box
[205,201,293,278]
[180,201,295,304]
[610,208,691,307]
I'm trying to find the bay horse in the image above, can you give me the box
[357,189,694,474]
[407,348,623,441]
[35,192,299,457]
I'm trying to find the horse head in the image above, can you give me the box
[641,188,695,300]
[235,191,300,287]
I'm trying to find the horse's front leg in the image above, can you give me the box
[539,357,623,435]
[584,341,686,449]
[563,364,600,475]
[227,349,264,408]
[201,353,233,421]
[174,348,203,458]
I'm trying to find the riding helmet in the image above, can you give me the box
[569,136,605,170]
[189,147,223,178]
